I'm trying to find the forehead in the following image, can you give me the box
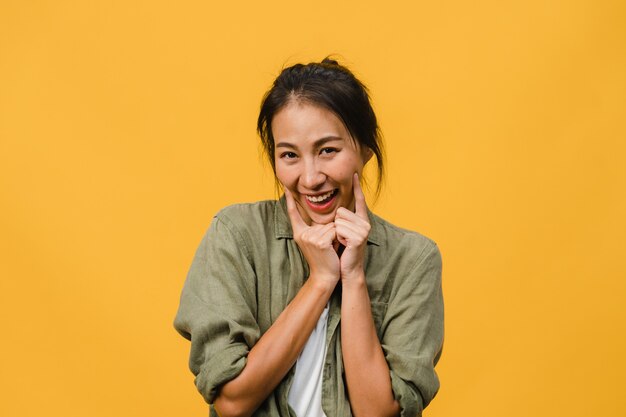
[271,101,352,145]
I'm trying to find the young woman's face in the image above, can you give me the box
[272,101,372,225]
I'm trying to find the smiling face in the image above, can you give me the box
[272,100,372,225]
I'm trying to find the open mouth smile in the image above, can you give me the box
[303,189,338,212]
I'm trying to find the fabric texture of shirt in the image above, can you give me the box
[173,196,444,417]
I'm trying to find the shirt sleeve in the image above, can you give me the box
[173,215,260,404]
[381,241,444,417]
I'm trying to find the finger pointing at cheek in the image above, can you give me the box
[284,188,340,286]
[352,172,369,220]
[284,188,308,236]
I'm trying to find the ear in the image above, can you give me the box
[361,147,374,165]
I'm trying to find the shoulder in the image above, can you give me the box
[197,200,279,264]
[214,200,277,226]
[209,199,279,245]
[370,212,438,252]
[368,212,442,274]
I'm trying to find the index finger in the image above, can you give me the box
[352,172,369,220]
[284,188,308,234]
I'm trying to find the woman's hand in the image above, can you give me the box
[337,174,399,417]
[213,191,342,417]
[284,188,341,288]
[335,173,371,281]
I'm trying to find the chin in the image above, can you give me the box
[307,211,337,226]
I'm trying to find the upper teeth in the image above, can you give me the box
[306,190,335,203]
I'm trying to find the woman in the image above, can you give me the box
[174,58,444,417]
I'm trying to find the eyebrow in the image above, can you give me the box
[275,136,343,149]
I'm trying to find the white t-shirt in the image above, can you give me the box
[287,303,330,417]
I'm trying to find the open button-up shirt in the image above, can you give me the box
[174,197,444,417]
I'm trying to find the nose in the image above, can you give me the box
[300,158,326,190]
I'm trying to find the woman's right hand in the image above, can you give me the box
[284,189,341,288]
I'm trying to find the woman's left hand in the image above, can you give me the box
[335,173,371,281]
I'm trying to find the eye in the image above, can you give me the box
[280,151,298,159]
[320,147,338,156]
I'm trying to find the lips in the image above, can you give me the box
[303,189,338,212]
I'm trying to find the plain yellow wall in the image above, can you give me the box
[1,1,625,416]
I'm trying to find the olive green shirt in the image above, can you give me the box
[174,197,444,417]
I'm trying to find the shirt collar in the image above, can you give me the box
[274,194,381,246]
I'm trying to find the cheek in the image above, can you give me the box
[275,165,296,189]
[333,155,363,185]
[335,169,353,186]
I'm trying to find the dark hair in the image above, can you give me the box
[257,57,385,198]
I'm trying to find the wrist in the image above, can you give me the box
[308,271,339,294]
[341,269,366,285]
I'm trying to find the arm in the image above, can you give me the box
[214,190,342,417]
[341,273,401,417]
[174,211,339,417]
[380,243,444,416]
[339,237,444,417]
[335,174,400,417]
[214,274,334,417]
[174,215,260,407]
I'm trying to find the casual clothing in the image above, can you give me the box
[287,303,329,417]
[174,197,444,417]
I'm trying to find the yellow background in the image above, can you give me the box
[1,1,625,416]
